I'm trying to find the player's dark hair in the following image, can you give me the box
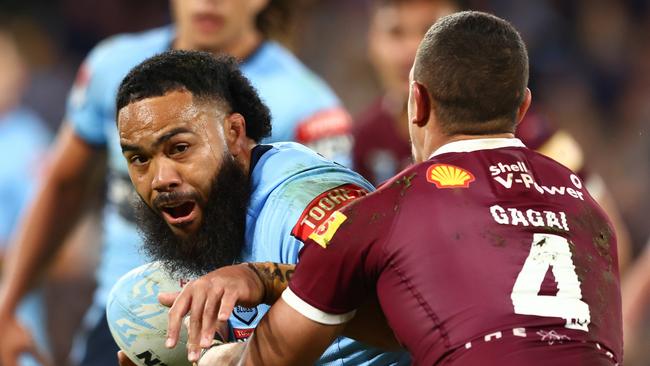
[372,0,464,9]
[414,11,528,135]
[116,50,272,142]
[257,0,301,45]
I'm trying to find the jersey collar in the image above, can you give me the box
[428,138,526,160]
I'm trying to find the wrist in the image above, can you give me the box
[244,263,269,304]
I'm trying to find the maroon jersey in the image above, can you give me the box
[286,138,622,365]
[353,103,588,185]
[352,97,412,185]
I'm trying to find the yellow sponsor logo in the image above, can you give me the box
[427,164,475,188]
[308,211,347,248]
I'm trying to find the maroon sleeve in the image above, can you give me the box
[288,189,397,315]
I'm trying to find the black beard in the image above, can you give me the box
[133,156,250,278]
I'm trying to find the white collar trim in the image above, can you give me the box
[428,138,526,159]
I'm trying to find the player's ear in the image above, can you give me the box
[515,88,532,127]
[224,112,247,157]
[410,81,431,127]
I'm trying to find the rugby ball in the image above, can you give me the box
[106,261,192,366]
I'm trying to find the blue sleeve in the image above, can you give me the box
[0,113,50,246]
[65,39,116,145]
[227,168,374,340]
[0,175,27,245]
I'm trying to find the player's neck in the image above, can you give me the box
[422,132,516,162]
[174,30,264,60]
[218,30,264,60]
[234,140,259,175]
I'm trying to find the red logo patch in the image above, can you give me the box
[295,107,352,143]
[291,184,368,242]
[233,328,254,341]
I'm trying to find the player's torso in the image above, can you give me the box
[375,142,621,365]
[233,143,409,365]
[78,29,342,301]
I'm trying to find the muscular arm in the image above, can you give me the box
[0,123,105,316]
[247,262,401,350]
[246,262,294,305]
[240,298,346,366]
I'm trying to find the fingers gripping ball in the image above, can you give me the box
[107,262,192,366]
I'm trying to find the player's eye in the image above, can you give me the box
[171,143,190,155]
[129,155,148,166]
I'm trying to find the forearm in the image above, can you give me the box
[245,262,295,305]
[0,176,87,313]
[0,124,103,315]
[240,299,344,366]
[244,263,401,350]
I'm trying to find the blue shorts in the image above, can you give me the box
[71,305,119,366]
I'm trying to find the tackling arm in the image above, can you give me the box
[240,298,346,366]
[248,262,401,350]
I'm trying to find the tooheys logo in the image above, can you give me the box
[291,184,368,242]
[309,211,347,248]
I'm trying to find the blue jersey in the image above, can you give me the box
[0,107,52,366]
[229,142,409,365]
[64,26,353,308]
[0,107,50,243]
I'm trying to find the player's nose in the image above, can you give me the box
[151,157,182,192]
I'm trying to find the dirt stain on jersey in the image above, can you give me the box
[538,225,568,236]
[391,173,417,197]
[369,212,385,225]
[481,230,506,248]
[593,229,612,262]
[602,267,617,284]
[569,208,614,261]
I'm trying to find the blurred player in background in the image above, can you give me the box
[111,50,408,365]
[622,238,650,361]
[353,0,457,185]
[0,1,353,366]
[0,29,52,366]
[352,0,631,271]
[228,11,622,365]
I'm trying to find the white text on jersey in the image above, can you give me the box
[490,162,585,200]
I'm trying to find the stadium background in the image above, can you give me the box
[0,0,648,364]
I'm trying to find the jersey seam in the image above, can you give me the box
[380,180,451,349]
[387,259,451,349]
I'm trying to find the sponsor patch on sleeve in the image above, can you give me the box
[291,184,367,242]
[69,62,91,108]
[295,107,352,143]
[308,211,347,248]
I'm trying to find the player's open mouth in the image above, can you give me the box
[159,201,198,226]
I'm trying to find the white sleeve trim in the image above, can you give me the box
[282,288,356,325]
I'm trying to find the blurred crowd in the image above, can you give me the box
[0,0,648,365]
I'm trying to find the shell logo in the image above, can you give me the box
[426,164,475,188]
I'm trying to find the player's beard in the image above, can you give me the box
[133,155,250,278]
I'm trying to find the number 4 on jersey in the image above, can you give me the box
[511,233,591,331]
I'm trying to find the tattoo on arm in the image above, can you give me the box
[247,262,296,305]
